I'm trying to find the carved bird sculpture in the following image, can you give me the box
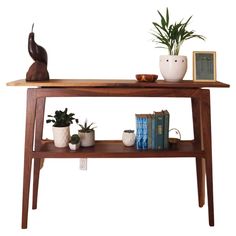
[28,23,48,65]
[26,23,49,81]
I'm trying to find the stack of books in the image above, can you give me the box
[135,110,169,150]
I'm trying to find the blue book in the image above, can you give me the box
[151,114,156,149]
[162,110,170,150]
[154,112,164,150]
[135,114,143,150]
[142,115,148,150]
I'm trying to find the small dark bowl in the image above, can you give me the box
[136,74,158,82]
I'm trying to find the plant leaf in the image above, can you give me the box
[166,8,169,27]
[151,8,205,55]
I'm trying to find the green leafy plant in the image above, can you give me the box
[78,119,96,133]
[46,108,78,127]
[152,8,205,55]
[70,134,80,144]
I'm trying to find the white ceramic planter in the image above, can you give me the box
[78,130,95,147]
[122,130,136,147]
[69,142,80,151]
[52,126,70,148]
[159,55,187,82]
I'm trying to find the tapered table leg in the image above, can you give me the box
[191,96,205,207]
[201,89,214,226]
[195,158,205,207]
[22,89,37,229]
[32,97,46,210]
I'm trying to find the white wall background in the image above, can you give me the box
[0,0,235,235]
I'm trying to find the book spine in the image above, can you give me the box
[142,115,148,150]
[151,114,156,149]
[155,112,164,150]
[135,115,143,150]
[163,110,170,150]
[147,115,152,149]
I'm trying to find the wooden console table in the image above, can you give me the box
[7,79,229,229]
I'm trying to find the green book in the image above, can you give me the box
[154,111,164,150]
[147,114,152,149]
[162,110,170,150]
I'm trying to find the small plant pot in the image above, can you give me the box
[69,142,80,151]
[160,55,187,82]
[79,130,95,147]
[122,130,136,147]
[52,126,70,148]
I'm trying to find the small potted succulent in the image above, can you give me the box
[122,130,136,147]
[78,119,96,147]
[152,8,205,82]
[46,108,78,148]
[69,134,80,151]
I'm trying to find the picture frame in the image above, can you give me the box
[193,51,216,82]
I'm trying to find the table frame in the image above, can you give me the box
[20,86,215,228]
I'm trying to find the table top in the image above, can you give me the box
[7,79,230,88]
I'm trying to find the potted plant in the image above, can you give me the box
[122,130,136,147]
[69,134,80,151]
[78,119,96,147]
[152,8,205,82]
[46,108,78,148]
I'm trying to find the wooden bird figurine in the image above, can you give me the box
[28,23,48,65]
[26,23,49,81]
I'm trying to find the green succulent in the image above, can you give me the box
[70,134,80,144]
[152,8,205,55]
[78,119,96,133]
[46,108,78,127]
[124,130,134,133]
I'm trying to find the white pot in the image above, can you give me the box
[52,126,70,148]
[69,142,80,151]
[122,131,136,147]
[78,130,95,147]
[159,55,187,82]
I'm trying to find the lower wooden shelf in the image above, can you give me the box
[33,140,204,158]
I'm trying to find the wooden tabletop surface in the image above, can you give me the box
[7,79,230,88]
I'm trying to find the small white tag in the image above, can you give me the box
[80,158,87,170]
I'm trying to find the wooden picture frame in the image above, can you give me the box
[193,51,216,82]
